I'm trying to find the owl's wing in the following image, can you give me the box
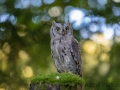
[70,37,82,77]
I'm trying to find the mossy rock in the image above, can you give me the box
[30,73,85,90]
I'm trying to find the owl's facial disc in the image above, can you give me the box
[52,21,71,36]
[55,26,69,36]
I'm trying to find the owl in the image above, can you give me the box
[50,21,82,77]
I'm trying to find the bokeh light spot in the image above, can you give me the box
[83,16,91,23]
[90,34,112,51]
[22,66,33,78]
[0,0,5,4]
[80,29,89,39]
[88,0,97,8]
[113,24,120,36]
[64,6,74,13]
[89,23,99,32]
[9,15,17,25]
[15,0,42,8]
[48,6,62,17]
[100,53,109,62]
[0,88,5,90]
[0,28,6,31]
[99,63,110,76]
[32,15,42,24]
[103,26,114,39]
[112,6,120,16]
[97,0,107,5]
[42,14,51,21]
[69,9,84,25]
[113,0,120,3]
[43,0,55,4]
[3,42,11,54]
[19,50,30,62]
[83,40,97,54]
[31,0,42,7]
[0,13,9,23]
[0,50,6,60]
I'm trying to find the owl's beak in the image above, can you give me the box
[61,30,66,35]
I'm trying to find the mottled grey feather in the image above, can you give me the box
[50,21,82,77]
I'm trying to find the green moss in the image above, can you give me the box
[31,73,85,85]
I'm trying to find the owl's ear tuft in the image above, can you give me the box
[67,20,70,23]
[52,20,57,26]
[67,20,71,26]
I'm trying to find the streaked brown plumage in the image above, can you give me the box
[50,21,82,77]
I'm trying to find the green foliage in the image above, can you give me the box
[31,73,85,85]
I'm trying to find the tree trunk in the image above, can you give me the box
[29,73,84,90]
[29,83,84,90]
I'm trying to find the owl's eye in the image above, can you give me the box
[56,27,60,32]
[65,27,69,31]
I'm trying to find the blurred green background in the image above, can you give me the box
[0,0,120,90]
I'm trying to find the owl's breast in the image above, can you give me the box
[51,37,72,56]
[51,37,75,73]
[55,38,71,59]
[55,38,70,51]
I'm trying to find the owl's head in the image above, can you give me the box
[50,21,73,38]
